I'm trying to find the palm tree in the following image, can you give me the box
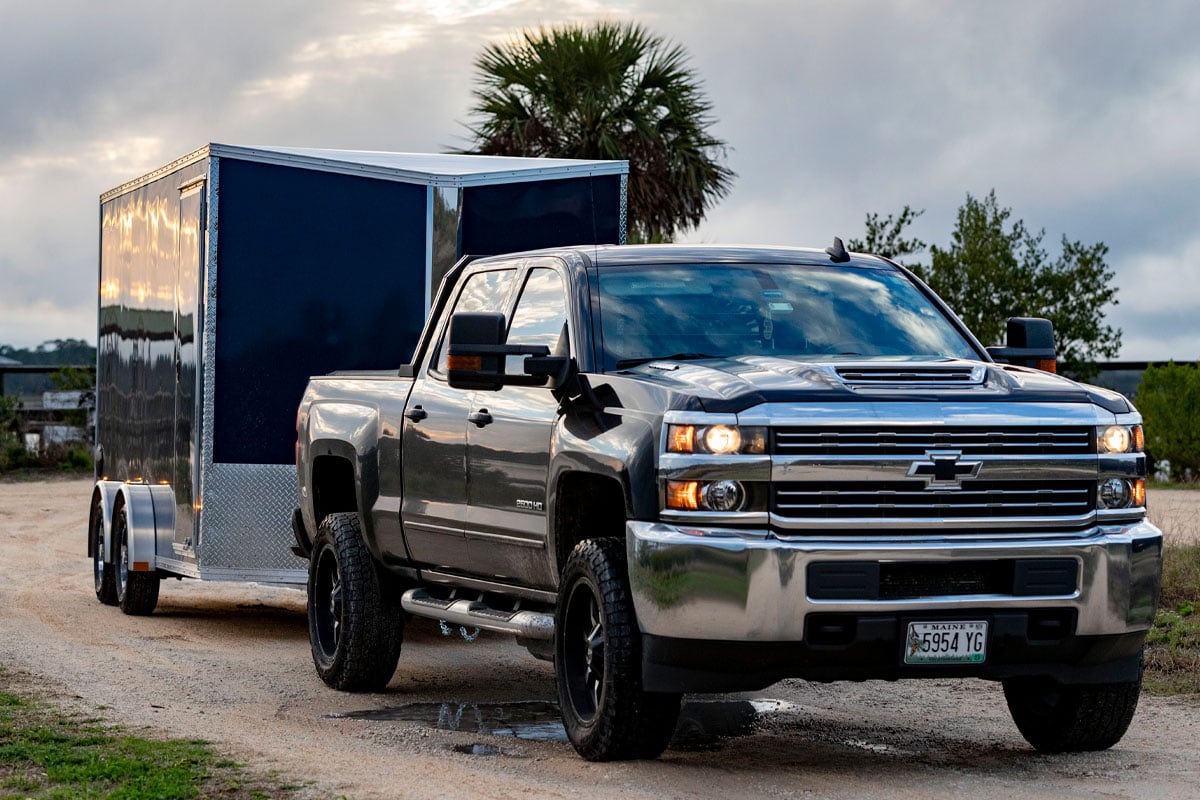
[459,21,735,243]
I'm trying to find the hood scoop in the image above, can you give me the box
[834,363,988,387]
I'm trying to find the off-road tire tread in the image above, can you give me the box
[556,538,681,761]
[91,497,118,606]
[308,512,404,692]
[115,506,159,616]
[1003,672,1142,752]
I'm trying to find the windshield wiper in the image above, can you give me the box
[615,353,720,369]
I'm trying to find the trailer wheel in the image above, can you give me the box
[114,504,160,616]
[90,495,117,606]
[1003,670,1142,752]
[308,512,404,691]
[555,538,681,761]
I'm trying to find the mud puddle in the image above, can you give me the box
[330,698,800,751]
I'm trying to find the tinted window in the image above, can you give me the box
[434,268,517,373]
[596,263,978,369]
[506,268,568,373]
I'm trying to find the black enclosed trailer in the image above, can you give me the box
[87,144,627,611]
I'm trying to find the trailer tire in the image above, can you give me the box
[114,504,160,616]
[308,512,404,692]
[90,495,117,606]
[1003,670,1142,752]
[555,538,681,761]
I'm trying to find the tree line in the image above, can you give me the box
[0,339,96,396]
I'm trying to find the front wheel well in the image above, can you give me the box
[554,471,629,577]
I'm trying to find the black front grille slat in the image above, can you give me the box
[836,366,980,383]
[773,480,1095,519]
[774,426,1094,456]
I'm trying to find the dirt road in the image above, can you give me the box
[2,478,1198,799]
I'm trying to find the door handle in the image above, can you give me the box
[468,409,493,427]
[404,406,428,422]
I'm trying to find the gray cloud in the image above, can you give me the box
[0,0,1196,359]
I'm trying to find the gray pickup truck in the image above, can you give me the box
[294,242,1161,761]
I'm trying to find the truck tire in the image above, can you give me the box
[114,504,160,616]
[1003,671,1142,752]
[308,512,404,691]
[555,538,681,761]
[90,495,117,606]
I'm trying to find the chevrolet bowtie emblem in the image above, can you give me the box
[907,450,982,490]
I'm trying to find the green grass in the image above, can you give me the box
[0,672,305,799]
[1145,541,1200,695]
[1149,479,1200,491]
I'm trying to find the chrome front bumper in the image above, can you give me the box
[627,519,1163,642]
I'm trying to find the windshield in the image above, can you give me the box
[595,263,980,370]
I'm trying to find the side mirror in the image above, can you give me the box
[986,317,1057,373]
[446,312,572,390]
[447,312,506,390]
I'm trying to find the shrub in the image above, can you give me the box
[1136,362,1200,481]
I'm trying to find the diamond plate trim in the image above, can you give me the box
[619,173,628,244]
[199,464,306,571]
[200,160,219,476]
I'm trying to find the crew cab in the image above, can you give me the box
[294,242,1161,761]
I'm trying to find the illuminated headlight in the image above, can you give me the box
[666,480,752,512]
[1098,477,1146,509]
[667,424,767,455]
[1098,425,1144,454]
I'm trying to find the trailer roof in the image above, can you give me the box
[101,143,628,200]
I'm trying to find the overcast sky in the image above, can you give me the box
[1,0,1196,361]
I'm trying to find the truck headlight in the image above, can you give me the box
[666,424,767,455]
[1098,425,1143,454]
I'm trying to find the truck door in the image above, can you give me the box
[400,267,517,571]
[464,266,567,587]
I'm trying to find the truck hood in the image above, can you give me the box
[611,355,1132,414]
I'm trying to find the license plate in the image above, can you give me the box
[904,621,987,665]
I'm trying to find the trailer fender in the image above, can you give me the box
[116,483,175,573]
[90,480,125,563]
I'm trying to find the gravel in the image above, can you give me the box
[1,478,1197,799]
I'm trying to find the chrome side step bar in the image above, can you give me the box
[401,588,555,641]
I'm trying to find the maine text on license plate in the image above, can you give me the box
[904,621,987,665]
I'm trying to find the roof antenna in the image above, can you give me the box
[825,236,850,263]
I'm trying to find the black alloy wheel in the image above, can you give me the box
[555,538,681,761]
[307,512,404,692]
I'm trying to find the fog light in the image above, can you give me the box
[1099,478,1133,509]
[701,480,745,512]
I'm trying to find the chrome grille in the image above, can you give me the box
[773,480,1095,520]
[773,426,1094,456]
